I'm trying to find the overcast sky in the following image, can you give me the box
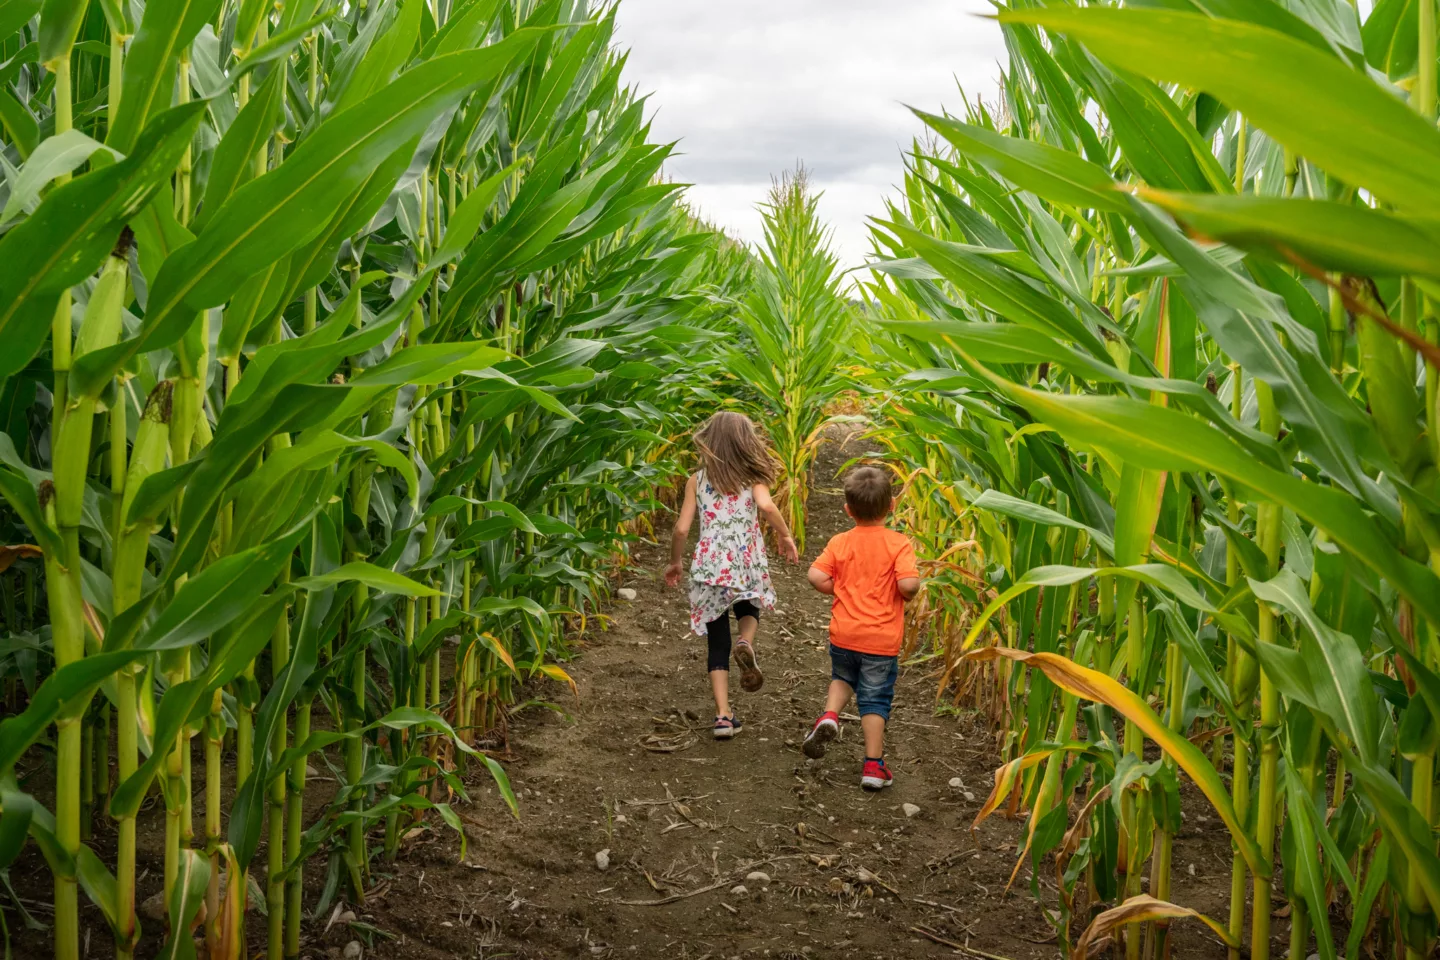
[612,0,1006,278]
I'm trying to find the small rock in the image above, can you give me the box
[614,814,627,824]
[306,764,320,778]
[618,588,638,601]
[948,777,963,789]
[595,849,611,871]
[962,791,976,802]
[139,891,166,922]
[902,803,921,818]
[745,871,771,884]
[729,884,749,897]
[343,942,362,960]
[336,909,356,925]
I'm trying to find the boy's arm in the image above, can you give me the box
[895,538,922,602]
[809,537,837,595]
[808,566,835,595]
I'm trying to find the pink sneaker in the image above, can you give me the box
[734,641,764,692]
[802,711,839,759]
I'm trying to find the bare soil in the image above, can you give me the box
[8,437,1246,959]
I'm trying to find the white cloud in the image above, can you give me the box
[613,0,1006,279]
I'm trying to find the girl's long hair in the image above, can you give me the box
[694,411,779,495]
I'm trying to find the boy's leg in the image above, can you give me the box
[804,647,856,759]
[860,714,886,759]
[856,655,899,789]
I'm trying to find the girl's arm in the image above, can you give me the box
[752,483,800,563]
[664,475,698,586]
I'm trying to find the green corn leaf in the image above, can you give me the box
[195,65,286,232]
[106,0,222,152]
[892,222,1108,357]
[0,86,39,160]
[1362,0,1421,78]
[914,109,1128,214]
[156,849,209,960]
[1139,189,1440,279]
[1003,6,1440,214]
[37,0,85,63]
[140,529,308,651]
[0,129,117,224]
[166,385,351,576]
[1345,755,1440,918]
[1250,569,1380,766]
[1282,761,1338,960]
[295,562,439,597]
[979,373,1440,631]
[0,776,34,869]
[0,103,204,384]
[137,29,549,357]
[0,0,40,40]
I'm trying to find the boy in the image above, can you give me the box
[802,465,921,789]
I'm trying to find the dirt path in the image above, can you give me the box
[316,439,1237,960]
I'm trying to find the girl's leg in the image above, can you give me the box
[735,599,759,646]
[705,614,733,718]
[709,669,730,720]
[732,600,764,692]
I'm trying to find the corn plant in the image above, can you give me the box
[729,165,854,551]
[862,2,1440,959]
[0,1,747,958]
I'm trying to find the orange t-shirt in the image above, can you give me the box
[811,525,919,656]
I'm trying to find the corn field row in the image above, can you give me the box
[0,0,751,957]
[855,1,1440,959]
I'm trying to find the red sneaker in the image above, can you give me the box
[802,712,839,759]
[861,758,893,790]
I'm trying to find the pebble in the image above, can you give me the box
[745,871,771,884]
[948,777,963,789]
[902,803,921,818]
[729,884,749,897]
[139,891,166,921]
[595,849,611,871]
[963,791,976,802]
[306,764,320,778]
[343,942,362,960]
[614,814,627,824]
[618,588,638,601]
[336,910,356,925]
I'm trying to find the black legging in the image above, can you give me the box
[706,600,760,672]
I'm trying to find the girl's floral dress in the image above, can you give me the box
[688,470,776,634]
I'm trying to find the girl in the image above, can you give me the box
[664,411,799,739]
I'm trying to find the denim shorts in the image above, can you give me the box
[829,645,899,720]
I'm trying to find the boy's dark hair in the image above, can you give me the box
[844,466,893,522]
